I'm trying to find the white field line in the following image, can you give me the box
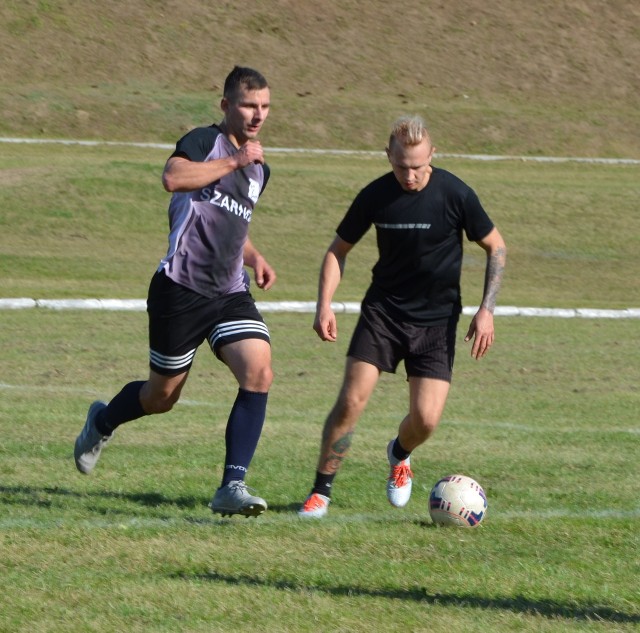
[1,297,639,318]
[1,381,638,435]
[2,137,638,319]
[0,507,638,532]
[0,381,217,407]
[2,136,640,164]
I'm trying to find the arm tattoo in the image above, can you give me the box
[481,246,506,312]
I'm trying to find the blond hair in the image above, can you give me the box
[388,115,432,149]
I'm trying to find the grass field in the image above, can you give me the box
[2,143,639,307]
[2,1,639,628]
[1,142,639,631]
[2,2,639,158]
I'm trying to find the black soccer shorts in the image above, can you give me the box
[146,271,270,376]
[347,302,458,382]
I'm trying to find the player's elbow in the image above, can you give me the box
[162,170,179,193]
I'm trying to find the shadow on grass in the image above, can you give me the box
[174,569,639,624]
[0,486,340,522]
[0,485,202,510]
[0,486,316,514]
[268,502,305,513]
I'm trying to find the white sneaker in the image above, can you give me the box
[209,481,267,518]
[74,401,112,474]
[386,440,413,507]
[298,493,330,518]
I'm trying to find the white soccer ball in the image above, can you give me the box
[429,474,487,527]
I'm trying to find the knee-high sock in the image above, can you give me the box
[222,389,268,486]
[96,380,147,435]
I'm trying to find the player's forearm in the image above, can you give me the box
[317,250,344,308]
[481,245,507,313]
[243,238,261,268]
[162,156,239,192]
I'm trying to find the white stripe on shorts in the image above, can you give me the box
[208,319,270,348]
[149,348,197,371]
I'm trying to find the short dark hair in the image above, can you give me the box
[223,66,269,100]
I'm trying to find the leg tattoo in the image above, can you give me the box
[321,431,353,473]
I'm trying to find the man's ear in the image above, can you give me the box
[220,97,229,114]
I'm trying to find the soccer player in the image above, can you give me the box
[299,115,506,518]
[74,66,275,518]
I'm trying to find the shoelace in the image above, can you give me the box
[228,481,254,496]
[388,463,413,488]
[303,494,327,511]
[227,481,262,498]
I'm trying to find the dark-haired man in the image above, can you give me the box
[75,66,275,518]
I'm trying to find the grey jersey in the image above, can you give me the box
[157,125,270,297]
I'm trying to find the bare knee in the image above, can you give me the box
[335,389,369,424]
[146,396,178,414]
[140,382,182,414]
[241,364,273,393]
[408,411,440,440]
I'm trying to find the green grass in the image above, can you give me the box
[1,144,639,631]
[0,310,639,632]
[1,143,639,307]
[1,1,639,158]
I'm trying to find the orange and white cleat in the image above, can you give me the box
[386,440,413,507]
[298,492,330,518]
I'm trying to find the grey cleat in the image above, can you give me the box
[74,400,112,474]
[209,481,267,518]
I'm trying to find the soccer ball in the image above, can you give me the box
[429,474,487,527]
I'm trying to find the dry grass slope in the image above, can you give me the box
[1,0,639,156]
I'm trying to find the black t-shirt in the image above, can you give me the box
[337,167,494,325]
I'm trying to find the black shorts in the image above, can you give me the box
[347,302,458,382]
[146,271,270,376]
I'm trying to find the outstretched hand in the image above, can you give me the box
[464,307,495,359]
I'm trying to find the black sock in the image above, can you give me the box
[391,437,411,462]
[95,380,147,435]
[311,471,336,498]
[221,389,268,487]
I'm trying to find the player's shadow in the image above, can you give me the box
[0,485,303,515]
[5,484,638,624]
[0,485,202,511]
[173,569,640,624]
[266,502,303,513]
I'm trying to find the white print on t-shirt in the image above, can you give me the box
[248,178,260,204]
[375,222,432,229]
[200,188,253,221]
